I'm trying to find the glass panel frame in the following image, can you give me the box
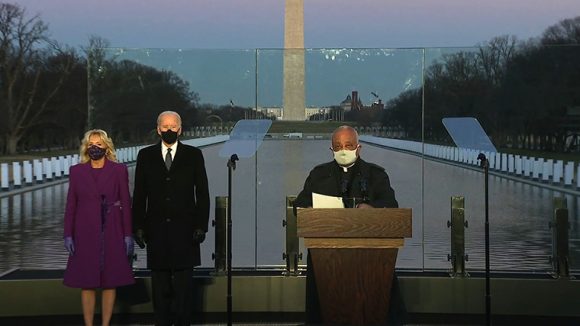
[1,45,579,274]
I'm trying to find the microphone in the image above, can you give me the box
[360,178,369,202]
[341,179,351,208]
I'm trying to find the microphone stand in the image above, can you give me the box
[477,153,491,326]
[226,154,238,326]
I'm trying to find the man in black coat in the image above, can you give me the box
[132,111,210,326]
[294,125,405,325]
[294,125,398,209]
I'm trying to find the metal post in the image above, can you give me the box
[283,196,302,276]
[0,163,9,190]
[12,162,22,188]
[212,196,228,275]
[226,154,238,326]
[448,196,469,277]
[550,197,571,279]
[477,153,491,326]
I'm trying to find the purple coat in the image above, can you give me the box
[63,160,134,288]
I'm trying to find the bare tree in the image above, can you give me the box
[541,16,580,45]
[83,35,110,129]
[0,3,73,154]
[477,35,518,86]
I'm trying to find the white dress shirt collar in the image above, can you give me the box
[162,141,178,159]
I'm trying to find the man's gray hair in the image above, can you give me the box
[332,125,359,143]
[157,110,182,127]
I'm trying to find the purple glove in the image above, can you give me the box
[124,236,134,257]
[64,236,75,256]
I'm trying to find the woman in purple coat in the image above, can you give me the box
[63,129,134,326]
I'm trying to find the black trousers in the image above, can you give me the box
[305,253,322,324]
[151,269,193,326]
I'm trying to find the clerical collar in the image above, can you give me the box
[340,162,356,172]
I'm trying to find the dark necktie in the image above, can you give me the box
[165,148,172,170]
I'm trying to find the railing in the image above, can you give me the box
[0,135,229,192]
[5,133,576,192]
[360,135,579,190]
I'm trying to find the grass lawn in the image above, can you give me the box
[268,121,357,134]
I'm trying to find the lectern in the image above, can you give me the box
[297,208,412,325]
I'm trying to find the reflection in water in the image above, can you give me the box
[0,185,70,270]
[0,140,578,273]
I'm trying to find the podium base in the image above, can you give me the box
[311,248,398,325]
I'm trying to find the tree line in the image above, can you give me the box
[381,17,580,152]
[2,2,579,154]
[0,3,268,155]
[0,3,195,154]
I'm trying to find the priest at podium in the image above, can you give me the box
[294,125,406,325]
[294,126,397,210]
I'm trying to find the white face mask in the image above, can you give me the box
[334,149,358,166]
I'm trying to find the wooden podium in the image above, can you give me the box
[297,208,412,325]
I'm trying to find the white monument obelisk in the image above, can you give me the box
[283,0,305,120]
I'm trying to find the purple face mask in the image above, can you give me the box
[88,145,106,161]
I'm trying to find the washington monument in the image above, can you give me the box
[283,0,306,120]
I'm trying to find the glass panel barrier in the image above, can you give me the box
[253,48,425,268]
[92,48,259,269]
[422,45,580,273]
[1,45,578,275]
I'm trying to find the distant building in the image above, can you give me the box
[258,107,284,119]
[340,91,364,111]
[340,94,352,111]
[257,106,332,120]
[371,99,384,110]
[305,107,331,119]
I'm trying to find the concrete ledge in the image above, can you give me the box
[1,271,579,320]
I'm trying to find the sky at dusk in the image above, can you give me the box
[13,0,580,49]
[9,0,580,107]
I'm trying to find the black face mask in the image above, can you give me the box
[161,130,178,144]
[88,145,107,161]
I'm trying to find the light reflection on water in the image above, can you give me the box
[0,185,70,270]
[0,140,578,273]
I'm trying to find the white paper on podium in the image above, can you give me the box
[312,192,345,208]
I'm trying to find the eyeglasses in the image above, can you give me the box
[331,144,359,151]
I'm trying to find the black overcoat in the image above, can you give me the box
[132,141,210,269]
[294,158,398,209]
